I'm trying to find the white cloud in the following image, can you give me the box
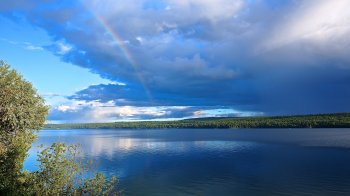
[50,99,194,122]
[24,44,43,51]
[57,105,72,112]
[57,42,72,55]
[42,92,61,97]
[136,36,143,44]
[56,100,114,112]
[261,0,350,61]
[1,39,43,51]
[167,0,244,22]
[49,98,258,122]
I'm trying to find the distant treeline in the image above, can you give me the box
[45,113,350,129]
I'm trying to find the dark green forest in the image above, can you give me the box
[46,113,350,129]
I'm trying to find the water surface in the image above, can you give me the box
[25,129,350,195]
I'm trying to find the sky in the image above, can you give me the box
[1,0,350,123]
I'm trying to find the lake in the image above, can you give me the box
[25,128,350,195]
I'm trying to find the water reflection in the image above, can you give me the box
[27,132,258,166]
[25,129,350,195]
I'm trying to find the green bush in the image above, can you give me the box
[0,61,117,195]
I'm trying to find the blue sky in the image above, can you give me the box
[0,16,111,105]
[1,0,350,123]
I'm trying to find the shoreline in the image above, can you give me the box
[45,113,350,130]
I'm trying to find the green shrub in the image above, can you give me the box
[0,61,117,195]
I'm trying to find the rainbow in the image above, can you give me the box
[95,14,137,69]
[87,7,153,102]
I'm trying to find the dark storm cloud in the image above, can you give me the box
[68,81,259,108]
[2,0,350,118]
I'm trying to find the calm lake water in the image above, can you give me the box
[25,128,350,196]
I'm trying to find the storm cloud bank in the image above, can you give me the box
[1,0,350,122]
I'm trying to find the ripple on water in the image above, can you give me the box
[25,128,350,195]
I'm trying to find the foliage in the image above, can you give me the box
[23,143,117,195]
[0,60,49,193]
[46,113,350,130]
[0,62,117,195]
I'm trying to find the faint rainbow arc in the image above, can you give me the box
[93,13,153,102]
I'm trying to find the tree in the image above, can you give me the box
[0,61,117,195]
[0,61,49,193]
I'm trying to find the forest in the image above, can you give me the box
[45,113,350,129]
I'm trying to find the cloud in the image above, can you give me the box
[48,99,188,122]
[1,38,44,51]
[2,0,350,122]
[67,81,257,108]
[56,42,72,54]
[42,92,62,98]
[48,99,255,123]
[45,41,73,55]
[24,42,44,50]
[0,0,40,11]
[260,0,350,63]
[24,45,43,51]
[165,0,244,22]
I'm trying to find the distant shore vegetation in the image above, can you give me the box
[46,113,350,129]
